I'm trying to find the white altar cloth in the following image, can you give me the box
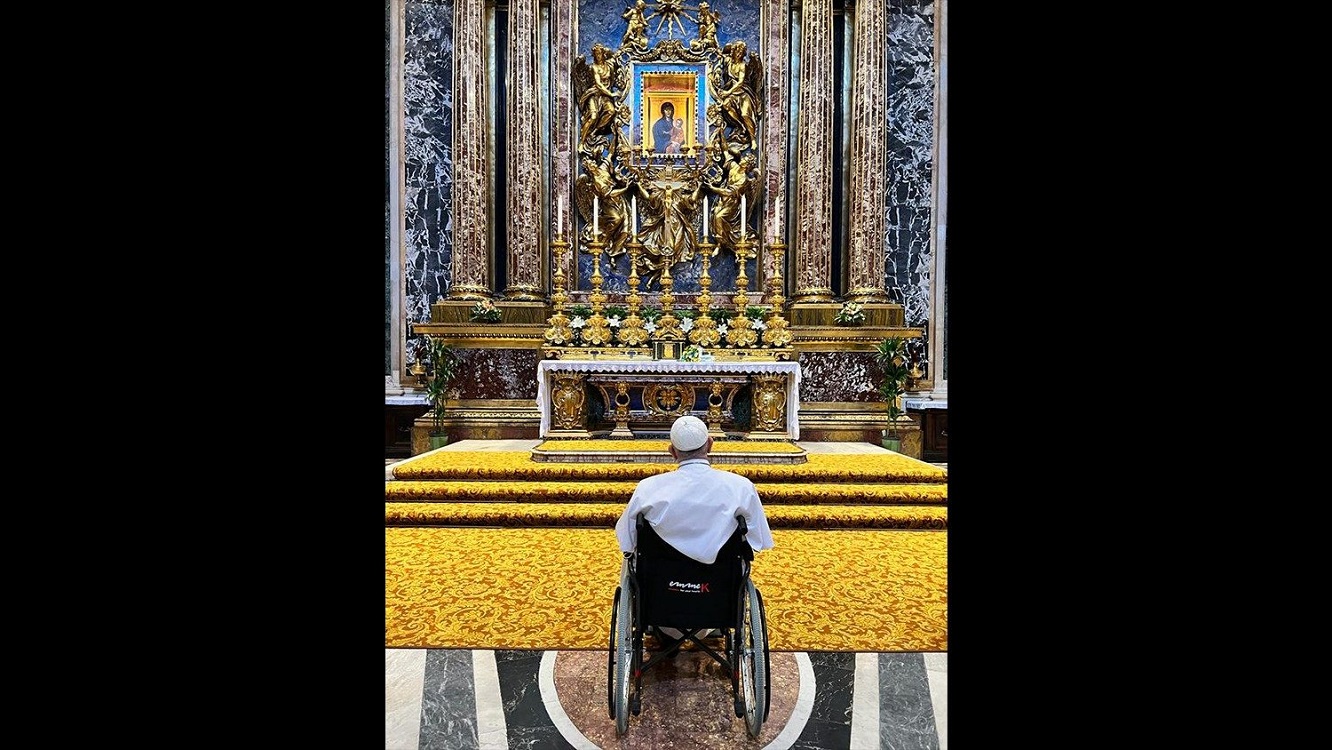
[535,359,802,439]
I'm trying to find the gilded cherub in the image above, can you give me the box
[691,2,720,53]
[621,0,650,52]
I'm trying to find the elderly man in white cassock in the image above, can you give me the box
[615,415,775,639]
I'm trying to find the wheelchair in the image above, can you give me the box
[607,512,771,737]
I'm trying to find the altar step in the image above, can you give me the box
[390,449,947,484]
[386,445,947,529]
[385,501,946,529]
[385,480,947,505]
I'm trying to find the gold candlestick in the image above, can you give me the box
[760,238,793,348]
[617,237,649,347]
[544,233,574,345]
[725,237,758,348]
[689,238,720,347]
[653,256,685,341]
[582,232,612,346]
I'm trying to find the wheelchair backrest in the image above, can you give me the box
[634,513,752,629]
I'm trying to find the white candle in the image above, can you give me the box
[632,195,638,235]
[557,195,563,229]
[702,196,709,239]
[740,194,747,239]
[593,196,599,234]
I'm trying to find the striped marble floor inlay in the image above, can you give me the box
[386,649,947,750]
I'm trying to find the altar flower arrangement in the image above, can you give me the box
[834,301,865,326]
[470,299,502,323]
[680,344,703,362]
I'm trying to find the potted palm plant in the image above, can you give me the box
[873,337,912,452]
[422,337,460,449]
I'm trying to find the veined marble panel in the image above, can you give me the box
[403,0,456,327]
[387,2,395,376]
[799,351,879,403]
[416,649,479,750]
[454,349,541,400]
[886,0,935,329]
[878,653,940,750]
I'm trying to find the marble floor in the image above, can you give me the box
[386,440,948,750]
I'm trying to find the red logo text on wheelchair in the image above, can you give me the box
[668,580,710,593]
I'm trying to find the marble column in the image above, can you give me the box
[760,0,790,284]
[845,0,890,303]
[503,0,546,300]
[448,0,492,300]
[791,0,835,304]
[551,1,576,293]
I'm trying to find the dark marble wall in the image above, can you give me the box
[453,349,541,400]
[886,0,935,330]
[402,0,456,335]
[799,351,880,402]
[386,1,394,376]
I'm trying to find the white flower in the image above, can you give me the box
[680,318,695,332]
[644,321,658,333]
[608,316,622,327]
[717,323,728,335]
[570,316,587,328]
[752,319,767,330]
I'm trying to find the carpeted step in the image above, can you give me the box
[385,501,946,529]
[385,480,948,505]
[390,451,947,483]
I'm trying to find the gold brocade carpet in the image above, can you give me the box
[384,527,947,653]
[385,444,947,652]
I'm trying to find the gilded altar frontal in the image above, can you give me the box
[389,0,947,457]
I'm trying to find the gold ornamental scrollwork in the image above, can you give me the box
[751,373,788,433]
[643,382,696,418]
[551,374,588,430]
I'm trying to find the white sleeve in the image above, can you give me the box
[615,491,642,553]
[744,483,775,552]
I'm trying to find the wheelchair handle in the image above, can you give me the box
[736,515,748,536]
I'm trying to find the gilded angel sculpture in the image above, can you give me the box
[708,40,763,153]
[573,44,628,153]
[707,152,760,254]
[574,154,634,260]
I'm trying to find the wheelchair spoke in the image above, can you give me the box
[739,580,768,737]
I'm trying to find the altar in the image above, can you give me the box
[536,359,801,441]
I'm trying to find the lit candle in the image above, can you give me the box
[632,195,638,235]
[740,194,747,239]
[593,196,599,234]
[702,196,709,239]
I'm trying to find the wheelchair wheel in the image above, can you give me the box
[737,579,770,737]
[607,582,635,735]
